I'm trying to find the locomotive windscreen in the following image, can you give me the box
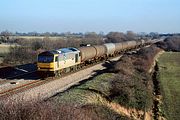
[38,55,54,63]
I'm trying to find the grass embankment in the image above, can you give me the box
[53,73,129,119]
[158,52,180,120]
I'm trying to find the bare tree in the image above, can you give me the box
[106,32,127,43]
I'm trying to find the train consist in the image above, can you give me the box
[37,39,157,77]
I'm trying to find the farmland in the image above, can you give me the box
[9,36,66,40]
[158,52,180,120]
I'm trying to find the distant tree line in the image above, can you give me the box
[1,30,179,42]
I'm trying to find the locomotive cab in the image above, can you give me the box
[37,51,56,72]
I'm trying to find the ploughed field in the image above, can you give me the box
[158,52,180,120]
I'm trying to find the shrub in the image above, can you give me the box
[156,36,180,51]
[3,46,37,65]
[108,45,161,110]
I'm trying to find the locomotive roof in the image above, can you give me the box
[39,48,79,56]
[56,48,80,53]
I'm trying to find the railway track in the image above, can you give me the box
[0,55,119,100]
[0,80,41,97]
[0,60,104,99]
[0,69,42,97]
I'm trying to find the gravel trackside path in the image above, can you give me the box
[3,56,121,102]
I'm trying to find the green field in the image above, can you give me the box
[158,52,180,120]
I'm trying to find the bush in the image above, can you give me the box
[110,72,152,110]
[108,45,161,110]
[156,36,180,51]
[3,46,37,65]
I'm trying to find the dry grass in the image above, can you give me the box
[0,98,94,120]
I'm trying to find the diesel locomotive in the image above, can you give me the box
[37,39,156,77]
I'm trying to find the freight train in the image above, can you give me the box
[37,39,156,77]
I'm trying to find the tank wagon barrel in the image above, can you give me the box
[78,45,107,62]
[121,42,128,50]
[126,41,137,49]
[93,45,106,57]
[114,43,123,52]
[151,39,160,44]
[145,39,152,45]
[78,46,97,62]
[103,43,116,56]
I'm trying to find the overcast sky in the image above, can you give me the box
[0,0,180,33]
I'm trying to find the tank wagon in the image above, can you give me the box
[126,41,137,49]
[37,39,157,76]
[78,46,97,62]
[93,45,106,58]
[104,43,116,56]
[114,40,141,54]
[114,42,123,54]
[145,39,153,45]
